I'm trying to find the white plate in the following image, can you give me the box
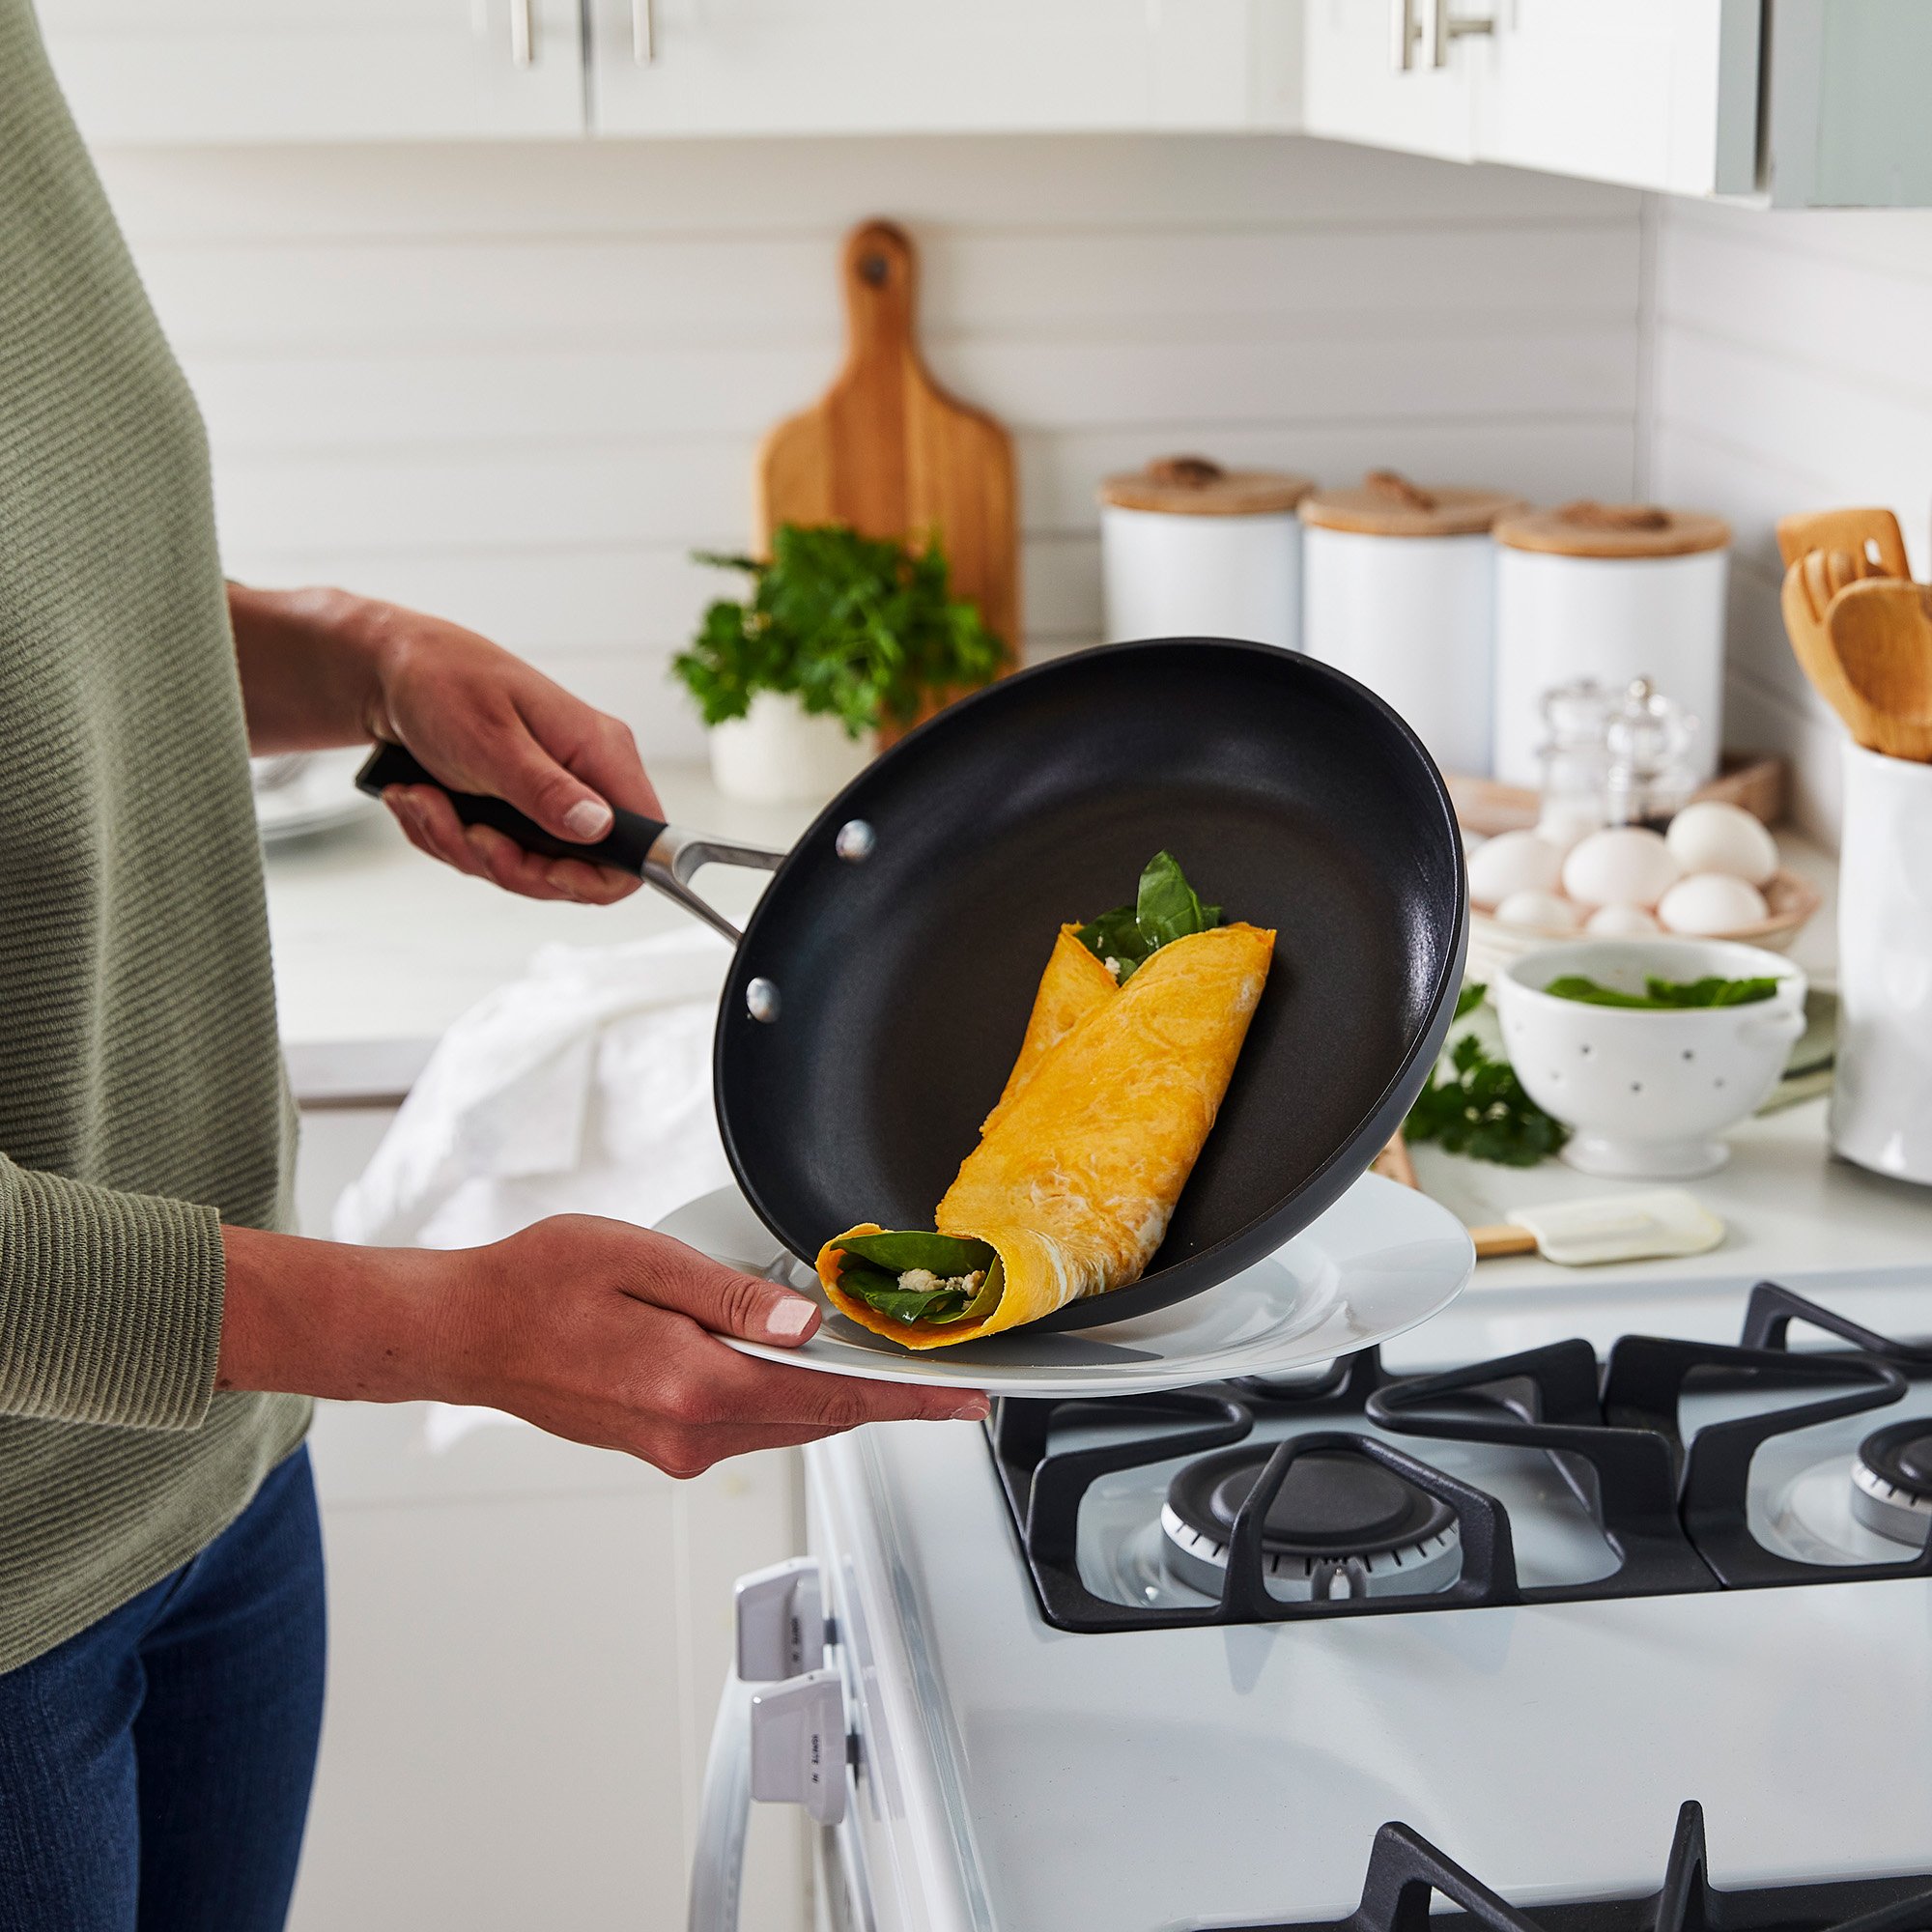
[653,1174,1473,1398]
[253,747,379,846]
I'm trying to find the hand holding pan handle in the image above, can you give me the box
[355,744,785,945]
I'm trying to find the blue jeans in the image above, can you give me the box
[0,1445,326,1932]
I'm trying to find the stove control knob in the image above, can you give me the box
[734,1557,825,1683]
[749,1669,848,1826]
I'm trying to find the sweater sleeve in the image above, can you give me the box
[0,1156,225,1431]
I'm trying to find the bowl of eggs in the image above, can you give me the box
[1464,800,1820,983]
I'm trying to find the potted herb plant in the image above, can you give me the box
[675,523,1006,803]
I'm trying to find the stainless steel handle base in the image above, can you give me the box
[509,0,534,65]
[643,826,785,947]
[632,0,655,62]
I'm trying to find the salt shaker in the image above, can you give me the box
[1604,678,1700,830]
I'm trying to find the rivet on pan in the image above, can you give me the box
[746,978,781,1023]
[835,820,875,862]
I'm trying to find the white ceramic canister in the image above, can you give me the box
[1492,501,1731,789]
[1831,740,1932,1184]
[1099,455,1314,649]
[1299,470,1527,777]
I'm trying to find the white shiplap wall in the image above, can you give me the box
[1649,196,1932,839]
[96,135,1644,762]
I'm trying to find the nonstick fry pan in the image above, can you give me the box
[357,638,1466,1333]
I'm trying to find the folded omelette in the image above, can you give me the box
[816,854,1274,1350]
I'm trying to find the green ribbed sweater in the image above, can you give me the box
[0,0,310,1672]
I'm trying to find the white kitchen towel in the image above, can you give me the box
[332,926,736,1251]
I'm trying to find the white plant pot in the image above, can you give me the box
[706,691,875,805]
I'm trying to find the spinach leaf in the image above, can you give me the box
[1545,974,1779,1011]
[1136,850,1221,950]
[836,1264,974,1323]
[1073,904,1145,973]
[836,1231,998,1274]
[858,1286,974,1322]
[1073,851,1223,981]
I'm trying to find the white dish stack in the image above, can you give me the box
[1099,456,1313,650]
[1298,471,1526,778]
[1491,502,1731,788]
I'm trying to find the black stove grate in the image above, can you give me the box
[986,1283,1932,1634]
[1235,1802,1932,1932]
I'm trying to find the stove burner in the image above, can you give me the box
[1249,1800,1932,1932]
[1161,1443,1461,1600]
[1852,1420,1932,1547]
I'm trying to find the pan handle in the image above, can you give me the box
[355,743,783,945]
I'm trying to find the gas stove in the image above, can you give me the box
[988,1282,1932,1632]
[1263,1802,1932,1932]
[701,1265,1932,1932]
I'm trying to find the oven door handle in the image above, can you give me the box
[688,1669,753,1932]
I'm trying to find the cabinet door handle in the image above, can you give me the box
[632,0,654,63]
[1432,2,1494,66]
[1390,0,1420,71]
[509,0,534,66]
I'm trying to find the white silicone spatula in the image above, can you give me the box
[1375,1136,1724,1264]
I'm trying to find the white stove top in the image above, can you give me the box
[807,1264,1932,1932]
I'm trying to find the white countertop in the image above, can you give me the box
[1414,1095,1932,1304]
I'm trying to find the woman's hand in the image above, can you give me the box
[228,583,657,904]
[217,1216,987,1477]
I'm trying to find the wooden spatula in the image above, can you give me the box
[1782,547,1881,728]
[1776,506,1911,579]
[1825,578,1932,761]
[757,219,1019,696]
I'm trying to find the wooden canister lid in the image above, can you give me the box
[1493,499,1731,559]
[1098,454,1314,517]
[1298,469,1527,538]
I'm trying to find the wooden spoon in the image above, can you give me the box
[1776,506,1911,579]
[1825,578,1932,761]
[1781,547,1881,727]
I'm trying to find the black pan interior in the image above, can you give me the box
[714,639,1466,1331]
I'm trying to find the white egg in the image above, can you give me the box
[1665,801,1778,887]
[1466,830,1563,909]
[1533,802,1605,858]
[1657,872,1770,935]
[1492,889,1581,933]
[1562,826,1682,910]
[1584,902,1661,938]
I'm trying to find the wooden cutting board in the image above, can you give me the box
[756,219,1019,670]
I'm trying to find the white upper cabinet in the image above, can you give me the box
[584,0,1287,137]
[1472,0,1759,197]
[1303,0,1481,163]
[1305,0,1760,194]
[35,0,585,144]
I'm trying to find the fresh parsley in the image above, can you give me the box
[1543,974,1780,1010]
[1404,981,1569,1168]
[1073,851,1222,982]
[673,523,1006,740]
